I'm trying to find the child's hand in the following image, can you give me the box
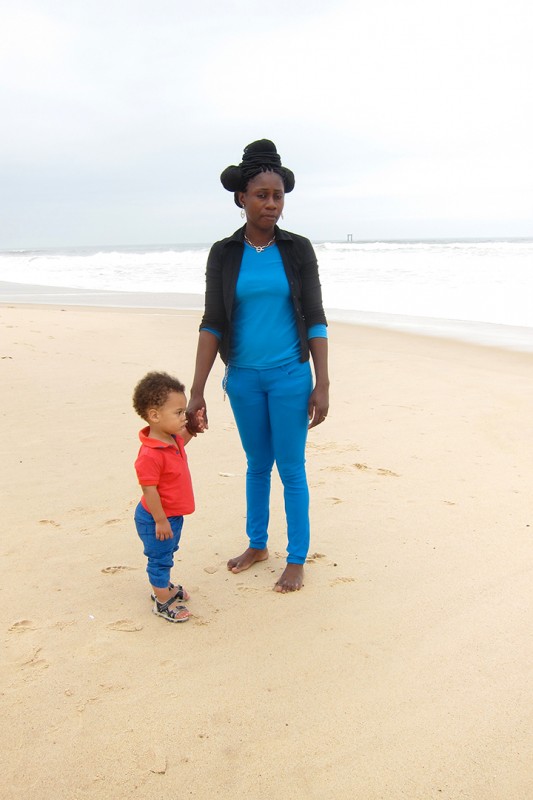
[186,407,207,436]
[195,408,207,433]
[155,519,173,540]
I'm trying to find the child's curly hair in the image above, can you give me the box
[133,371,186,421]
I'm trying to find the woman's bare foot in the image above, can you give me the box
[227,547,269,573]
[274,564,304,593]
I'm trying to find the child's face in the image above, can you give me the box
[149,391,188,437]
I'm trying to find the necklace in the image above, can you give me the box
[244,234,276,253]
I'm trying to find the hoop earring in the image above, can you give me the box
[240,206,246,219]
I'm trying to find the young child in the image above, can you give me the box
[132,371,204,623]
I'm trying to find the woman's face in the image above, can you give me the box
[238,171,285,234]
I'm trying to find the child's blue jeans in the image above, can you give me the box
[134,502,184,588]
[225,359,313,565]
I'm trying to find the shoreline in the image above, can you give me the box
[0,280,204,310]
[3,279,533,354]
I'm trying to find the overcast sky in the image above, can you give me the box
[1,0,532,248]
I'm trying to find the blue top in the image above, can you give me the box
[202,242,327,368]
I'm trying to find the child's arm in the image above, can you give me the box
[140,485,172,540]
[181,429,195,446]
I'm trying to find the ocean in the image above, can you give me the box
[1,238,533,352]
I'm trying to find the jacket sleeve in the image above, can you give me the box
[199,242,225,334]
[299,238,328,328]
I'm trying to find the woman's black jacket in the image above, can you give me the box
[199,225,328,365]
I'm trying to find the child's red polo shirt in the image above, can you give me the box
[135,427,195,517]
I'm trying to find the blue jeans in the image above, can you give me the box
[225,359,313,564]
[134,502,184,588]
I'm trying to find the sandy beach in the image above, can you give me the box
[1,301,532,799]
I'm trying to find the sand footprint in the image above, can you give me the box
[101,565,137,574]
[39,519,60,527]
[106,619,143,632]
[306,552,326,563]
[323,462,401,477]
[331,576,356,586]
[19,647,49,669]
[8,619,35,633]
[308,441,360,453]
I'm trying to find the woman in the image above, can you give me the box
[188,139,329,592]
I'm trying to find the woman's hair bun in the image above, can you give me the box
[242,139,280,162]
[220,139,295,203]
[220,165,243,192]
[280,167,295,193]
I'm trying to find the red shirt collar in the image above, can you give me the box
[138,426,181,449]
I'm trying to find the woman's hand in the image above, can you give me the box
[185,406,207,436]
[186,395,208,434]
[308,384,329,429]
